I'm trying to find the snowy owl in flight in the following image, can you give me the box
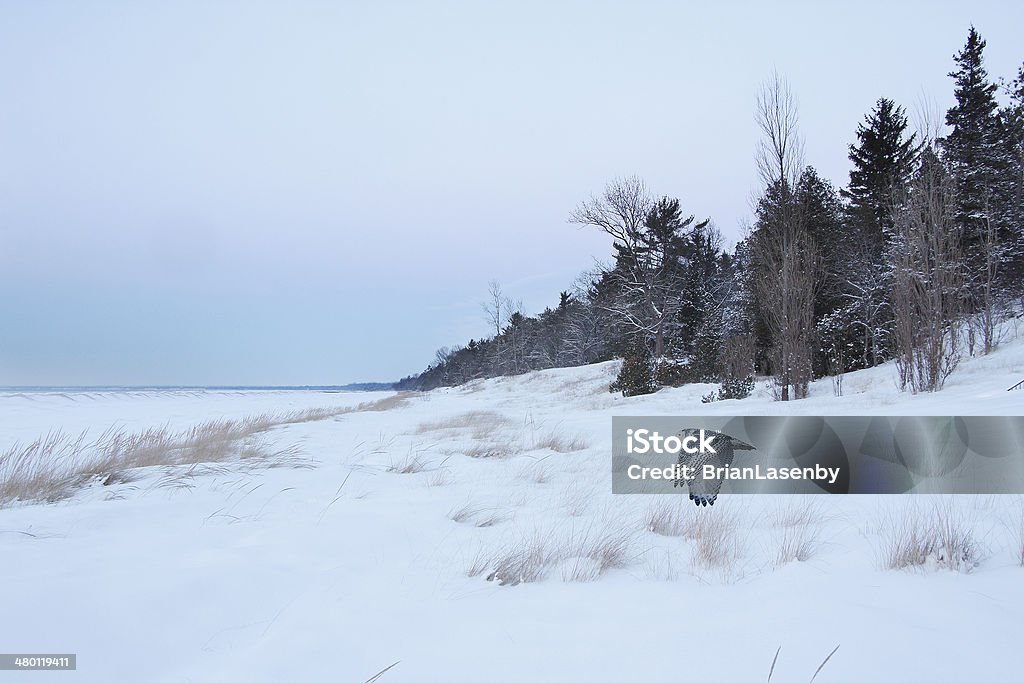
[673,428,756,506]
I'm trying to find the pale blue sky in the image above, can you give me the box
[1,0,1021,385]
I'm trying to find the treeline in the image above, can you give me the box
[397,28,1024,399]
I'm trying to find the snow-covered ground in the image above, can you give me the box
[2,336,1024,682]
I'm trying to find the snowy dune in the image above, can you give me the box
[2,336,1024,682]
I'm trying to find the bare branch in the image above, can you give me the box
[755,72,804,191]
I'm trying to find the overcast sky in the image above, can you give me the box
[1,1,1022,385]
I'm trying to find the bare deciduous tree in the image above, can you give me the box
[756,72,805,192]
[888,149,963,393]
[570,177,690,357]
[569,176,653,253]
[721,334,756,381]
[749,74,819,400]
[964,186,1008,356]
[483,280,509,338]
[481,281,525,375]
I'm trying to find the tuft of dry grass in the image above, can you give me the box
[770,499,828,528]
[645,500,691,537]
[574,526,635,576]
[461,443,519,459]
[642,503,752,579]
[558,555,604,583]
[0,431,92,504]
[426,468,454,488]
[687,508,745,572]
[469,531,552,586]
[448,503,479,524]
[880,500,983,572]
[448,502,506,527]
[516,461,552,485]
[532,431,588,453]
[468,524,638,586]
[560,483,591,517]
[238,441,312,471]
[770,500,825,567]
[385,450,429,474]
[1008,498,1024,567]
[774,523,821,566]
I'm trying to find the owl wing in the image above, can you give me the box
[677,430,740,507]
[686,465,726,506]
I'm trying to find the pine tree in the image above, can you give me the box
[999,64,1024,284]
[943,26,1011,354]
[944,27,1002,232]
[609,338,656,397]
[834,100,919,370]
[795,168,848,375]
[687,312,723,382]
[799,168,844,316]
[843,98,920,247]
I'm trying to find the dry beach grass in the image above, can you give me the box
[0,397,410,508]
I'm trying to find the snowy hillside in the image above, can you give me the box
[2,334,1024,682]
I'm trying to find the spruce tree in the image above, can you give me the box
[799,167,844,317]
[674,220,724,361]
[795,168,848,374]
[944,27,1002,233]
[943,26,1011,353]
[835,100,918,370]
[843,98,920,246]
[999,64,1024,284]
[609,338,656,397]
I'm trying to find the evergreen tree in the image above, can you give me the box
[828,99,920,371]
[793,168,848,375]
[610,195,708,358]
[687,312,724,382]
[585,267,631,360]
[609,338,657,397]
[843,98,920,248]
[999,64,1024,283]
[676,222,722,332]
[943,27,1002,233]
[799,167,844,318]
[943,26,1012,354]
